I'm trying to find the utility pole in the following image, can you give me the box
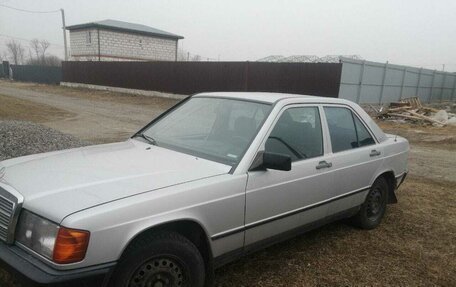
[442,64,445,71]
[61,9,68,61]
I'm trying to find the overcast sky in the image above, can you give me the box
[0,0,455,71]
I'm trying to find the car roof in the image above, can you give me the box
[194,92,350,105]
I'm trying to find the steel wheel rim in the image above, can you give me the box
[129,256,188,287]
[366,187,384,221]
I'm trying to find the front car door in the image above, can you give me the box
[244,105,334,247]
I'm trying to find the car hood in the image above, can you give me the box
[0,139,231,223]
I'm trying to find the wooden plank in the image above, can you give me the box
[408,111,446,125]
[388,113,423,120]
[388,107,413,112]
[390,102,410,108]
[420,107,440,113]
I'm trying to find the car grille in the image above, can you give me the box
[0,194,14,242]
[0,186,22,244]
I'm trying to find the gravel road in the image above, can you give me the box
[0,120,87,161]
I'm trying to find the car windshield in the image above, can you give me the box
[142,97,272,166]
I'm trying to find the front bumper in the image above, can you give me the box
[0,242,115,286]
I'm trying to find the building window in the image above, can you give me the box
[86,31,92,44]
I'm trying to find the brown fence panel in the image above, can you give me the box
[62,61,342,97]
[246,62,342,97]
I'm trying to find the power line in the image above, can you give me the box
[0,33,65,48]
[0,3,60,14]
[0,4,68,59]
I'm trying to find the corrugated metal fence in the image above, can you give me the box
[339,57,456,103]
[11,65,61,84]
[62,61,342,97]
[0,61,8,78]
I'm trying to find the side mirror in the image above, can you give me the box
[262,152,292,171]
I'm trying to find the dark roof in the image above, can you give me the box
[66,19,184,40]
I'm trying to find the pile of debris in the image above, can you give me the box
[371,97,456,127]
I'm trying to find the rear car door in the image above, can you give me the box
[322,105,383,215]
[244,105,334,246]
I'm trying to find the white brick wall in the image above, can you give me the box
[69,28,177,61]
[69,29,99,61]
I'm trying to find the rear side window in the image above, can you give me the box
[353,115,375,147]
[324,107,375,153]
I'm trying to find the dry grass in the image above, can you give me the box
[0,80,180,109]
[215,176,456,286]
[0,94,74,123]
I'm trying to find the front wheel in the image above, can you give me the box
[351,177,389,229]
[111,232,206,287]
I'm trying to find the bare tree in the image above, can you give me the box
[44,55,62,67]
[6,40,25,64]
[40,40,50,60]
[1,51,8,62]
[30,39,51,62]
[27,39,61,66]
[30,39,41,59]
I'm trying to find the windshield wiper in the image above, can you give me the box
[135,133,157,145]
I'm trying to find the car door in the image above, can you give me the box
[244,105,334,246]
[322,105,383,215]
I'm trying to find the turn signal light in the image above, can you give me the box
[53,227,90,264]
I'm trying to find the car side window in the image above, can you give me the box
[265,107,323,161]
[353,115,375,147]
[324,106,375,153]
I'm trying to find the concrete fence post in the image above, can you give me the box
[378,62,388,104]
[355,60,366,103]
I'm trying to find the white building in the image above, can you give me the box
[66,19,183,61]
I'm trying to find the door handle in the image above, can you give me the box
[316,161,332,169]
[370,150,381,157]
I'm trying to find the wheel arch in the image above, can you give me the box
[372,170,397,204]
[119,219,214,269]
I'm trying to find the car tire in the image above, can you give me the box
[351,177,389,230]
[110,231,206,287]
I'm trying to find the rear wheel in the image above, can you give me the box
[111,232,205,287]
[351,177,389,229]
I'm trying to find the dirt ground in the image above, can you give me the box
[0,80,179,143]
[379,122,456,183]
[0,80,455,286]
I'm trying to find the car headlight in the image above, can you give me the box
[16,210,90,264]
[15,210,59,259]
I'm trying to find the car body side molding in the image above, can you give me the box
[211,186,370,241]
